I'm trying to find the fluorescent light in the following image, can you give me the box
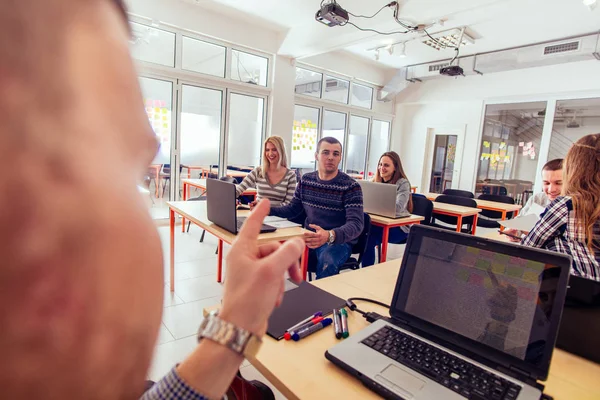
[422,28,475,51]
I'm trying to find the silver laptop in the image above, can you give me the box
[326,224,572,400]
[359,180,399,218]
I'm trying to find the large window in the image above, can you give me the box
[323,76,350,104]
[130,22,176,67]
[138,76,173,219]
[476,102,546,197]
[230,50,268,87]
[549,98,600,161]
[346,116,369,176]
[226,94,265,170]
[322,110,347,156]
[182,37,226,78]
[291,105,320,169]
[180,85,223,179]
[367,120,391,178]
[351,83,374,109]
[295,68,322,98]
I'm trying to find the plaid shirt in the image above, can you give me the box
[522,196,600,281]
[141,368,208,400]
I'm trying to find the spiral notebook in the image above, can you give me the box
[267,281,346,340]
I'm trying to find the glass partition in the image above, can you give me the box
[130,22,175,67]
[345,116,369,178]
[322,110,347,158]
[323,76,349,104]
[230,50,268,87]
[182,37,226,78]
[548,98,600,161]
[295,67,322,98]
[226,93,265,173]
[291,105,320,170]
[351,83,373,109]
[367,120,391,179]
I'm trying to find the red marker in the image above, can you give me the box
[284,316,324,340]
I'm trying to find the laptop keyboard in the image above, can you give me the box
[362,326,522,400]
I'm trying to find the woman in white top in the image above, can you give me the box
[236,136,297,208]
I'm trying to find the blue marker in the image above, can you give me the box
[292,318,333,341]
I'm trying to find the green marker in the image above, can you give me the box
[340,308,349,339]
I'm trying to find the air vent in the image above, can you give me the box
[429,63,450,72]
[543,41,580,55]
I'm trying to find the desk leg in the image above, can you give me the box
[499,210,507,232]
[170,209,175,292]
[155,167,160,198]
[471,214,479,236]
[301,246,309,281]
[181,183,188,233]
[380,226,390,263]
[456,216,463,233]
[513,209,519,218]
[217,239,224,283]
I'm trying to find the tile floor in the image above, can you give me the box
[148,217,498,398]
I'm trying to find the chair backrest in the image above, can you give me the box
[219,176,237,184]
[442,189,474,198]
[521,190,534,206]
[434,195,477,227]
[352,213,372,264]
[477,194,515,219]
[411,194,434,226]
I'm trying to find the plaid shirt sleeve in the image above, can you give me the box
[141,368,209,400]
[521,197,569,248]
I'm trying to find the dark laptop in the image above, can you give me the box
[326,225,572,400]
[556,275,600,364]
[206,178,276,234]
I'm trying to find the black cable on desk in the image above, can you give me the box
[346,297,390,323]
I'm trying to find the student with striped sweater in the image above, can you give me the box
[235,136,297,207]
[270,137,364,279]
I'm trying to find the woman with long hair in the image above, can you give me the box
[362,151,413,267]
[236,136,297,207]
[522,133,600,281]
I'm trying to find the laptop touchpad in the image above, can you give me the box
[377,364,426,395]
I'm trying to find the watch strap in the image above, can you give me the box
[197,311,261,357]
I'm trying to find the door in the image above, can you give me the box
[424,127,465,194]
[429,135,458,193]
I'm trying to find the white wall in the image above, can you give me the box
[268,56,296,163]
[394,60,600,192]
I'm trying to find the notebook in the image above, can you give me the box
[267,281,346,340]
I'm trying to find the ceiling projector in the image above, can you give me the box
[315,2,349,27]
[439,65,464,77]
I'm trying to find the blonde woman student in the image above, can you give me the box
[522,133,600,281]
[236,136,297,207]
[362,151,413,267]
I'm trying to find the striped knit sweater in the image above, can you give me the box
[270,171,364,245]
[235,167,297,207]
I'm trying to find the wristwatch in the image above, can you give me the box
[328,230,336,245]
[197,310,262,358]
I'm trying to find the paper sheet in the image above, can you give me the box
[499,213,540,232]
[527,202,546,216]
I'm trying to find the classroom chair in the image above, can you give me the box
[307,213,371,281]
[476,194,516,229]
[431,195,477,234]
[442,189,475,198]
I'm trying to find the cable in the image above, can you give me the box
[346,297,390,323]
[348,3,390,19]
[344,21,409,35]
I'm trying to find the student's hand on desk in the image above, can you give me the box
[304,224,329,249]
[504,228,523,242]
[220,199,305,337]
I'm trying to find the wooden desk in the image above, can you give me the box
[348,173,364,180]
[432,201,481,235]
[204,261,600,400]
[368,214,424,262]
[167,201,308,289]
[424,192,522,221]
[190,166,251,179]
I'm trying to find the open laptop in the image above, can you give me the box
[206,178,276,234]
[359,180,403,219]
[326,224,571,400]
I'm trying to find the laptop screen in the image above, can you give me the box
[392,228,570,376]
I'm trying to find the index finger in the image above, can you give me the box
[237,198,271,243]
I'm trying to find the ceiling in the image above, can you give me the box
[180,0,600,71]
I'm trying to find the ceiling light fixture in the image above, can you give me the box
[375,48,381,61]
[583,0,597,10]
[397,42,407,58]
[422,27,475,50]
[386,45,394,55]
